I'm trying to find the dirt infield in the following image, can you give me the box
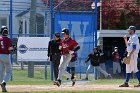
[5,81,140,92]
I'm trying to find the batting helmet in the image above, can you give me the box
[62,28,69,35]
[1,26,8,36]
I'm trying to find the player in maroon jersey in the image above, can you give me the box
[54,28,80,87]
[0,26,13,92]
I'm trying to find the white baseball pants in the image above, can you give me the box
[126,53,139,73]
[57,54,72,80]
[0,54,12,83]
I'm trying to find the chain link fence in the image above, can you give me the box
[1,0,139,81]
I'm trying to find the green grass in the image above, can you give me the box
[8,68,52,85]
[8,68,139,85]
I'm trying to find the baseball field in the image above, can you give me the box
[3,68,140,93]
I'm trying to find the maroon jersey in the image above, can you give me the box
[0,36,12,54]
[112,52,120,62]
[60,37,78,55]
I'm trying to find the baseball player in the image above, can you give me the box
[84,47,111,80]
[112,47,121,77]
[0,26,13,92]
[119,26,140,87]
[54,28,80,87]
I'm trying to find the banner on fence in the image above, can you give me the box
[54,13,94,59]
[54,13,96,73]
[17,37,50,61]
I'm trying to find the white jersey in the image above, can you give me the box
[127,34,139,53]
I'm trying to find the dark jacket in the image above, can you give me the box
[48,39,61,60]
[85,51,100,66]
[99,53,106,63]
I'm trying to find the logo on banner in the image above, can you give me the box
[18,44,28,54]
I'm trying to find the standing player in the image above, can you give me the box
[119,26,140,87]
[48,32,61,81]
[54,28,80,87]
[112,47,121,77]
[0,26,13,92]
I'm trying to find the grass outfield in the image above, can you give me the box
[9,68,139,85]
[8,68,52,85]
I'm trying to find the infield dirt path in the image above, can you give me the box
[5,80,140,92]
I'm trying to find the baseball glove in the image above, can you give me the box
[123,57,130,64]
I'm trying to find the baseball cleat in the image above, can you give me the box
[1,82,7,92]
[53,82,56,85]
[107,74,112,79]
[71,76,76,86]
[53,80,61,87]
[119,83,129,87]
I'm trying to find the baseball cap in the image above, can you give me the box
[54,32,60,38]
[127,26,136,31]
[62,28,69,35]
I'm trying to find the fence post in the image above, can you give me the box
[44,62,47,80]
[50,0,54,81]
[94,0,98,80]
[10,0,13,81]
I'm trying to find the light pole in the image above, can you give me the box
[91,0,98,80]
[94,0,98,47]
[100,0,102,31]
[99,0,103,50]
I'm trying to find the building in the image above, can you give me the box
[0,0,47,39]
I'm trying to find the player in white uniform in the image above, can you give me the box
[119,26,140,87]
